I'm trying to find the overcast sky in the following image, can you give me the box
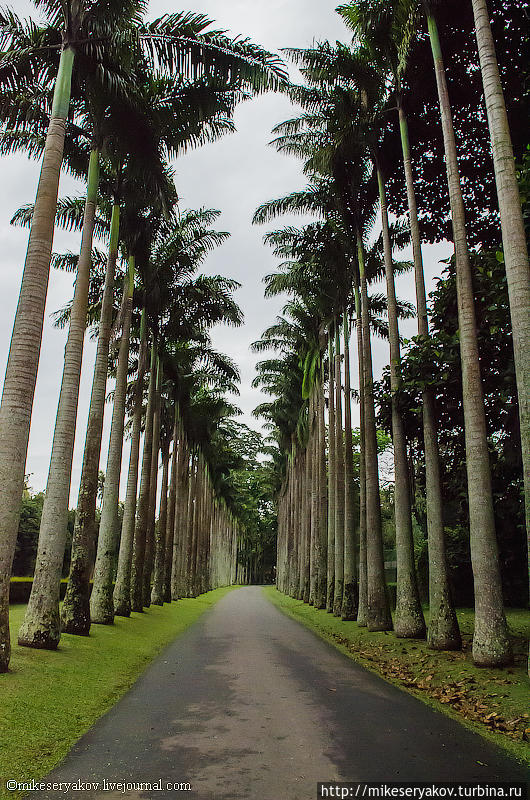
[1,0,450,505]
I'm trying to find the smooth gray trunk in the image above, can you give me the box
[113,328,147,618]
[130,344,157,612]
[342,314,358,620]
[61,203,119,636]
[427,10,511,666]
[358,234,392,632]
[18,151,98,650]
[90,272,133,625]
[378,167,425,639]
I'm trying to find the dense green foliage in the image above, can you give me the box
[382,0,529,249]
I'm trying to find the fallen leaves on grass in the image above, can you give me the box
[330,631,530,744]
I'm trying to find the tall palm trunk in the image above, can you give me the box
[426,9,511,666]
[170,443,184,600]
[378,168,426,639]
[201,475,212,593]
[471,0,530,646]
[163,411,179,602]
[90,257,134,624]
[171,437,189,600]
[18,146,100,651]
[151,440,169,605]
[179,449,193,597]
[358,232,392,632]
[62,202,120,635]
[355,285,368,627]
[200,466,211,593]
[190,456,201,596]
[397,97,461,649]
[0,47,75,669]
[298,447,307,600]
[113,312,147,617]
[333,324,345,616]
[289,447,296,597]
[184,454,197,597]
[283,480,290,594]
[308,396,316,602]
[342,313,358,620]
[316,365,329,609]
[326,332,336,613]
[309,412,318,603]
[130,343,157,612]
[143,359,161,607]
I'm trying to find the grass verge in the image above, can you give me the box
[1,587,235,797]
[263,587,530,766]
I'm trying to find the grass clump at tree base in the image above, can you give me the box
[1,587,235,798]
[264,587,530,766]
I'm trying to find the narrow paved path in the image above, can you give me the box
[38,587,527,799]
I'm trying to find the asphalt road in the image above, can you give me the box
[35,586,528,799]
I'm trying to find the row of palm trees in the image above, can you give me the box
[254,0,529,669]
[0,0,288,673]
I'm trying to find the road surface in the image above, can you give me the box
[35,587,528,799]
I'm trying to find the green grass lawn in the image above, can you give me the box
[264,587,530,766]
[1,588,235,797]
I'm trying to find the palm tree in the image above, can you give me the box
[358,233,393,631]
[18,159,175,643]
[377,166,425,638]
[19,59,252,639]
[61,70,243,631]
[0,4,287,670]
[61,201,120,635]
[151,397,172,606]
[113,312,148,617]
[354,285,368,626]
[470,0,530,655]
[337,0,461,650]
[142,356,162,607]
[16,149,103,649]
[263,62,398,630]
[253,236,333,606]
[130,340,157,612]
[89,257,135,624]
[286,41,423,633]
[163,407,179,603]
[423,1,512,666]
[341,311,358,620]
[0,0,142,665]
[333,322,345,616]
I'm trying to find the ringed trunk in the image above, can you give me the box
[151,440,169,606]
[358,232,392,632]
[377,167,425,639]
[18,143,99,651]
[326,332,336,613]
[113,311,147,617]
[426,9,511,666]
[397,97,461,650]
[142,357,162,607]
[355,284,368,627]
[130,342,157,612]
[471,0,530,661]
[342,313,358,620]
[0,46,75,669]
[62,201,119,636]
[333,323,345,616]
[90,257,134,624]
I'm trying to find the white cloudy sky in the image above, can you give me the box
[1,0,450,504]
